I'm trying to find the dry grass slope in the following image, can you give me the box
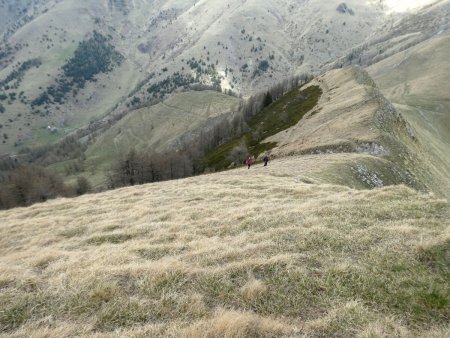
[1,158,449,337]
[368,32,450,198]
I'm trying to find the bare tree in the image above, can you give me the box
[0,165,69,210]
[228,141,248,165]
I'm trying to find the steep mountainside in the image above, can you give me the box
[263,67,434,194]
[0,0,444,155]
[0,0,43,35]
[368,30,450,197]
[329,0,450,69]
[1,2,449,334]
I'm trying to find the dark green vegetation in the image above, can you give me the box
[204,85,322,170]
[147,72,195,99]
[62,31,123,86]
[0,58,41,90]
[186,57,222,87]
[253,59,270,77]
[147,57,223,99]
[32,31,123,106]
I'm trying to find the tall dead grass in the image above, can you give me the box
[0,157,449,337]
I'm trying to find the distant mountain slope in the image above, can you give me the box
[368,31,450,197]
[0,0,42,36]
[82,90,239,185]
[29,62,448,198]
[329,0,450,69]
[1,0,441,155]
[261,67,429,193]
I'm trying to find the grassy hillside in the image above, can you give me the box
[52,90,239,188]
[0,0,410,155]
[229,67,430,195]
[87,91,238,157]
[204,85,322,170]
[0,158,448,337]
[0,63,448,337]
[1,8,449,334]
[46,61,448,196]
[368,32,450,198]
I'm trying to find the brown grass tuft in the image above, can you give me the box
[182,309,293,338]
[240,278,268,302]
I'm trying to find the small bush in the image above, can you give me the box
[75,176,91,195]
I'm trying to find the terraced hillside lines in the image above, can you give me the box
[0,158,449,336]
[81,90,239,185]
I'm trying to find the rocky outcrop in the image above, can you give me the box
[336,3,355,15]
[264,66,427,192]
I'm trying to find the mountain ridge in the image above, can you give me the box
[1,0,447,155]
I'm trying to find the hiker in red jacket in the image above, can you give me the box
[246,156,254,169]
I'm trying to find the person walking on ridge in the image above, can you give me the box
[263,154,270,166]
[246,156,254,169]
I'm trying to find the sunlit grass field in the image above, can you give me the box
[1,156,448,337]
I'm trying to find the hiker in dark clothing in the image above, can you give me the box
[263,154,270,166]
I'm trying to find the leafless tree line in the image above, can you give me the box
[0,164,91,210]
[238,73,312,121]
[108,73,312,187]
[0,74,313,208]
[106,149,196,188]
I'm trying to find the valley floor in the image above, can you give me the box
[0,155,449,337]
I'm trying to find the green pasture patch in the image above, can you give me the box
[204,85,322,170]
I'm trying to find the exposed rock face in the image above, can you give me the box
[352,164,384,188]
[337,3,355,15]
[368,30,450,198]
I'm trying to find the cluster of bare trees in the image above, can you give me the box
[108,73,313,187]
[107,149,195,188]
[107,110,251,188]
[19,135,87,166]
[0,73,314,209]
[238,73,312,121]
[0,163,91,210]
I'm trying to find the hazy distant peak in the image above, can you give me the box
[383,0,440,12]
